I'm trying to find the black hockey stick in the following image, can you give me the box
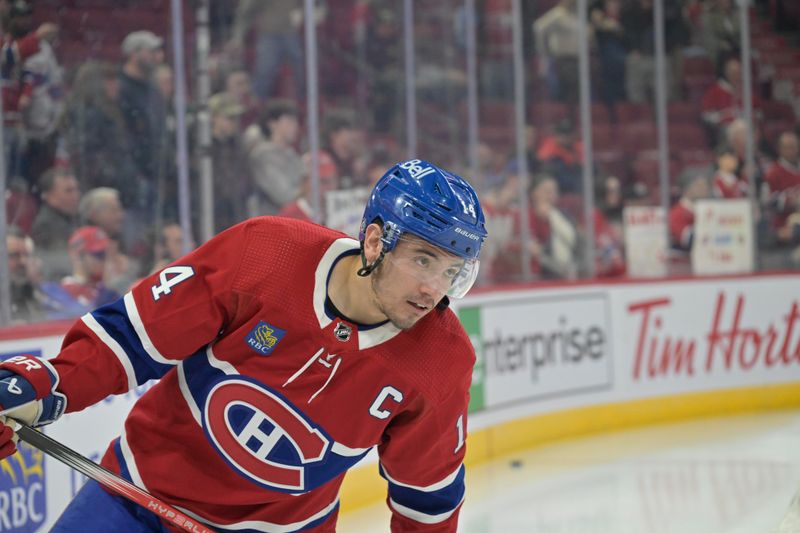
[8,420,216,533]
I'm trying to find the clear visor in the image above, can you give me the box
[383,237,480,299]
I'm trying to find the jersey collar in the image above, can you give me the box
[313,238,401,350]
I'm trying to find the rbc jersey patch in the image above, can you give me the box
[245,321,286,356]
[0,441,46,531]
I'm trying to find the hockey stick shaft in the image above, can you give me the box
[9,420,216,533]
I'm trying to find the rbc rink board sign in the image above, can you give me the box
[0,442,45,533]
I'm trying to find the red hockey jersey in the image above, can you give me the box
[50,217,474,532]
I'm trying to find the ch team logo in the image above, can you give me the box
[245,321,286,356]
[203,378,330,492]
[0,442,46,531]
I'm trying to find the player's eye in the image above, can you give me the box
[414,256,431,269]
[443,266,461,280]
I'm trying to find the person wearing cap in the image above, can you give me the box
[60,226,119,309]
[210,91,250,232]
[118,29,166,212]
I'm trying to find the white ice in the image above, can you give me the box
[339,410,800,533]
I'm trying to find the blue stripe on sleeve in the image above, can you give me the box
[92,298,174,384]
[381,464,465,517]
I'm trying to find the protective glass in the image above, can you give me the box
[385,237,480,299]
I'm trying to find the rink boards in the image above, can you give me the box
[0,273,798,530]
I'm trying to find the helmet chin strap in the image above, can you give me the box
[357,243,385,277]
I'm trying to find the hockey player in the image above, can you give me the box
[0,159,487,532]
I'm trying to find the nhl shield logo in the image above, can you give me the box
[333,322,352,342]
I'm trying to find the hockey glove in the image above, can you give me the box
[0,417,18,460]
[0,355,66,428]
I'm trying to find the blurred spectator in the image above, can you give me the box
[118,30,166,213]
[764,131,800,231]
[59,226,119,309]
[278,151,338,223]
[60,61,138,207]
[209,92,249,232]
[477,142,508,193]
[702,0,740,67]
[223,67,260,128]
[363,6,402,132]
[481,172,522,283]
[79,187,133,294]
[620,0,685,103]
[80,187,124,244]
[243,98,302,217]
[148,222,195,275]
[7,225,42,322]
[590,0,626,105]
[725,118,769,191]
[597,175,624,236]
[668,171,711,251]
[228,0,309,100]
[701,55,761,144]
[19,19,63,187]
[7,224,86,321]
[524,125,543,175]
[711,144,748,198]
[153,63,173,104]
[621,0,658,103]
[152,63,180,219]
[30,166,80,281]
[537,118,584,193]
[6,176,36,233]
[592,209,626,277]
[322,109,362,187]
[1,1,56,180]
[528,175,578,279]
[533,0,580,103]
[364,148,398,187]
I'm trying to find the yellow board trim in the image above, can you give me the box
[339,382,800,513]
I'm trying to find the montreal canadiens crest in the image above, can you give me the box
[203,378,330,492]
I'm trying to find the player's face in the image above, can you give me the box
[370,235,463,330]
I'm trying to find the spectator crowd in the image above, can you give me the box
[1,0,800,324]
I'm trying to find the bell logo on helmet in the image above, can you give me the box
[455,227,480,241]
[398,159,436,180]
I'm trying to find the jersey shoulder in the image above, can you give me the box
[231,217,348,294]
[382,307,475,402]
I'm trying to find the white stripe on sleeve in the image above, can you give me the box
[388,495,464,525]
[381,462,463,492]
[81,313,137,391]
[123,292,180,365]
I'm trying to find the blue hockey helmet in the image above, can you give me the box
[359,159,487,298]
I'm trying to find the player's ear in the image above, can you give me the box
[362,223,384,263]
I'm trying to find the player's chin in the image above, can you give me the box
[390,302,432,329]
